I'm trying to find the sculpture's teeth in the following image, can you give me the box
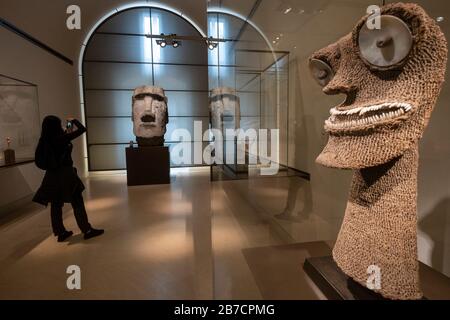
[325,102,413,130]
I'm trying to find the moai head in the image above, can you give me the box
[210,87,241,132]
[132,86,168,146]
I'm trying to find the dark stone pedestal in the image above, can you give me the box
[304,256,394,300]
[126,146,170,186]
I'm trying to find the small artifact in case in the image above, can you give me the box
[4,137,16,165]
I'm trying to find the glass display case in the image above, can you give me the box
[0,74,40,168]
[207,11,294,180]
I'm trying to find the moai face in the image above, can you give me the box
[210,87,241,132]
[132,86,168,140]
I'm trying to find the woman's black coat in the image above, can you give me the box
[33,120,86,206]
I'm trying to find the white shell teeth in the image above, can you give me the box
[330,106,362,116]
[326,102,413,130]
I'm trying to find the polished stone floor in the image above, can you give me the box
[0,168,375,299]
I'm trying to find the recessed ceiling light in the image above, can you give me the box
[284,7,292,14]
[437,16,445,22]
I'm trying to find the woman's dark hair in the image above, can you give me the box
[41,115,64,141]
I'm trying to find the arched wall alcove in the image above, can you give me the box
[79,5,208,171]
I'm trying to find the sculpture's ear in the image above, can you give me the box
[309,58,334,87]
[131,96,134,121]
[353,3,428,71]
[164,97,169,124]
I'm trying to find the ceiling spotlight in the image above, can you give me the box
[284,7,292,14]
[437,16,445,23]
[208,42,218,50]
[172,40,181,48]
[206,37,219,50]
[156,33,167,48]
[156,39,167,48]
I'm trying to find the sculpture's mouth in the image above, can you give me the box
[222,114,235,122]
[324,102,413,132]
[141,114,156,126]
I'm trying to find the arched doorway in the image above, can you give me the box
[81,7,209,171]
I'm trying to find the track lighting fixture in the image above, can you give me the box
[156,34,181,48]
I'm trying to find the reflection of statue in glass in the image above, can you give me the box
[132,86,169,147]
[309,3,447,299]
[210,87,241,132]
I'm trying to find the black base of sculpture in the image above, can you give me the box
[126,146,170,186]
[136,136,165,147]
[304,256,393,300]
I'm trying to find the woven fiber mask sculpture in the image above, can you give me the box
[132,86,169,147]
[309,3,447,299]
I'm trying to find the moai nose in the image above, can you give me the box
[144,97,153,110]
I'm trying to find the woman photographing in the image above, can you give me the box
[33,116,104,242]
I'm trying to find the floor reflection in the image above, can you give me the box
[0,168,342,299]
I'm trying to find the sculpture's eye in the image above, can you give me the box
[358,15,413,69]
[309,58,334,87]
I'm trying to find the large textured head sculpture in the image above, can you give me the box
[132,86,168,147]
[310,3,447,168]
[210,87,241,132]
[309,3,447,299]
